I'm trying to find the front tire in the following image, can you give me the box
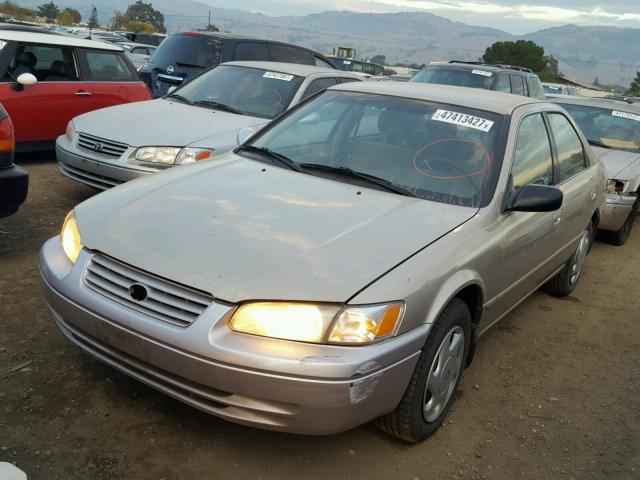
[376,298,471,443]
[602,197,639,246]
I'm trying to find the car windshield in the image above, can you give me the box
[149,34,222,69]
[245,90,505,207]
[411,67,494,90]
[169,65,304,119]
[560,103,640,153]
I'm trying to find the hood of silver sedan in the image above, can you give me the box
[592,146,640,179]
[75,155,477,303]
[72,99,267,148]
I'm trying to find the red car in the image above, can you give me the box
[0,30,151,151]
[0,102,27,217]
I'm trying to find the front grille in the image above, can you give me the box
[78,132,129,159]
[59,162,122,190]
[84,254,213,327]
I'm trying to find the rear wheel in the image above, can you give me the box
[602,197,639,246]
[376,298,471,443]
[543,221,593,297]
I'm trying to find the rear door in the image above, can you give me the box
[77,49,149,111]
[510,75,527,97]
[0,41,93,144]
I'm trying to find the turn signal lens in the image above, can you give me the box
[175,147,214,165]
[606,179,627,194]
[328,303,404,344]
[61,211,83,264]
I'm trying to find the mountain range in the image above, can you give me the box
[11,0,640,87]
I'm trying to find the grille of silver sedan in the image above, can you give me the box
[77,132,129,159]
[83,254,214,327]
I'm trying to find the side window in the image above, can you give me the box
[233,42,269,61]
[494,74,511,93]
[269,44,314,65]
[338,77,361,84]
[314,56,335,69]
[83,51,135,81]
[4,43,78,82]
[511,114,554,189]
[300,77,337,102]
[547,113,587,182]
[528,78,544,99]
[510,75,525,96]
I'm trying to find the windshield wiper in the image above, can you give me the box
[165,93,193,105]
[236,145,304,172]
[175,62,206,69]
[299,163,414,197]
[588,139,615,150]
[193,100,243,115]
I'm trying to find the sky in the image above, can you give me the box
[201,0,640,33]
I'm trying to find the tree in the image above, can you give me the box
[0,1,37,20]
[127,20,155,33]
[57,9,74,26]
[370,54,386,65]
[36,1,59,21]
[482,40,548,73]
[628,71,640,96]
[112,10,157,33]
[59,7,80,23]
[88,6,99,29]
[538,54,559,82]
[125,1,165,33]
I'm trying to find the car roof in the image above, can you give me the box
[552,96,640,113]
[0,30,123,51]
[173,31,256,40]
[223,61,359,78]
[329,81,541,115]
[122,42,156,49]
[429,61,534,75]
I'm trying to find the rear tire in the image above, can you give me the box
[601,197,639,246]
[543,221,594,297]
[376,298,471,443]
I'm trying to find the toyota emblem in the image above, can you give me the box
[94,142,104,152]
[167,66,174,74]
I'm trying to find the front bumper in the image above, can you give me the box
[599,193,637,232]
[56,137,157,190]
[0,163,28,218]
[39,237,426,435]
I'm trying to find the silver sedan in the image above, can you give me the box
[41,82,605,442]
[56,61,361,190]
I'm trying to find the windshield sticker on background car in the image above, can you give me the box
[431,109,495,132]
[612,110,640,122]
[263,72,294,82]
[472,69,493,77]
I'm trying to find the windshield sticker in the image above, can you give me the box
[472,69,492,77]
[431,109,494,132]
[612,110,640,122]
[263,72,294,81]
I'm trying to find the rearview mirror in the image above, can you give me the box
[237,126,256,145]
[506,184,563,213]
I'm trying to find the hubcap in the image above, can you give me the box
[569,228,590,285]
[423,326,465,423]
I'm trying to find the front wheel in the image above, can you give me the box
[376,298,471,443]
[601,197,639,246]
[543,221,593,297]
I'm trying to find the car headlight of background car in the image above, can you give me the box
[129,146,214,166]
[229,302,404,345]
[65,121,77,144]
[606,179,629,194]
[61,210,83,264]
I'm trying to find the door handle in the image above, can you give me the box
[75,91,92,96]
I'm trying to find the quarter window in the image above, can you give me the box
[268,44,314,65]
[511,114,554,189]
[84,51,135,81]
[547,113,587,182]
[300,77,338,101]
[233,42,269,61]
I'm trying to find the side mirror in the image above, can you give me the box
[167,86,177,94]
[237,126,256,145]
[506,183,563,213]
[12,73,37,92]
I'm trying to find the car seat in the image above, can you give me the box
[46,61,70,81]
[13,52,37,77]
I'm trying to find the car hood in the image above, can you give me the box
[75,155,477,303]
[592,146,640,180]
[72,99,266,148]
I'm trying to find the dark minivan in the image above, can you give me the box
[139,32,336,97]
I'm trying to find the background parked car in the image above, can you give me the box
[553,96,640,245]
[57,61,361,190]
[120,42,157,69]
[543,82,581,97]
[411,61,545,99]
[0,103,27,217]
[139,32,336,98]
[0,30,151,151]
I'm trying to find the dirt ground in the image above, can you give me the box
[1,153,639,480]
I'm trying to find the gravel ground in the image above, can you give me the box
[1,153,639,480]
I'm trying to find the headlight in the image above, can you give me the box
[175,147,214,165]
[61,211,83,264]
[607,179,628,194]
[129,147,214,165]
[229,302,404,344]
[65,121,77,144]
